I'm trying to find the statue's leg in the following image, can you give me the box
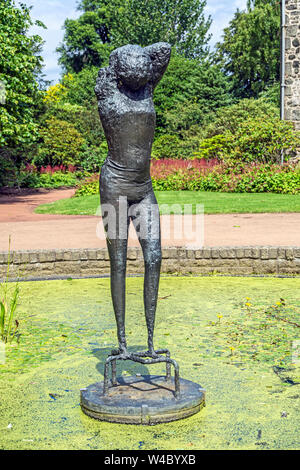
[130,191,162,357]
[107,237,129,355]
[101,190,130,356]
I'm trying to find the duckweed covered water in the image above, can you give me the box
[0,276,299,450]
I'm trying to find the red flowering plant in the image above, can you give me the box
[74,160,300,196]
[17,163,80,189]
[151,160,300,194]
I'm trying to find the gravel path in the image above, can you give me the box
[0,188,299,250]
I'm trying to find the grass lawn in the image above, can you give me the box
[35,190,300,215]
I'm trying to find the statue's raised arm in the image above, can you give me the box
[95,42,171,102]
[144,42,171,89]
[94,66,118,101]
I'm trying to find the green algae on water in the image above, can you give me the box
[0,276,299,450]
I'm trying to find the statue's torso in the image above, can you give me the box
[98,85,156,183]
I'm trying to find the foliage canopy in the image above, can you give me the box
[215,1,280,98]
[0,0,45,148]
[57,0,212,73]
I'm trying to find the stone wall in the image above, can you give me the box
[0,247,299,281]
[285,0,300,129]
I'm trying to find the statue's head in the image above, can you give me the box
[109,45,152,91]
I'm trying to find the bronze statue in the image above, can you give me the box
[95,43,171,359]
[80,44,205,423]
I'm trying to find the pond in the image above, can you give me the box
[0,276,299,450]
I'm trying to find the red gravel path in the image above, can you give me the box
[0,188,76,222]
[0,189,299,251]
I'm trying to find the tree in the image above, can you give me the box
[215,1,280,98]
[247,0,279,8]
[57,0,211,73]
[0,0,45,148]
[55,53,231,146]
[60,67,99,107]
[56,8,113,73]
[42,70,104,148]
[153,54,232,134]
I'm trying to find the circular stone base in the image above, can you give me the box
[80,375,205,425]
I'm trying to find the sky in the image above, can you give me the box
[25,0,248,85]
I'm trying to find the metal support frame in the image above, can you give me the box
[103,348,181,399]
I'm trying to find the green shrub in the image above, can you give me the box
[34,118,86,167]
[194,117,300,164]
[202,98,279,138]
[176,132,204,159]
[79,143,107,172]
[152,134,181,159]
[43,100,104,148]
[0,152,17,188]
[164,99,207,135]
[0,239,21,344]
[152,98,284,163]
[34,172,78,188]
[18,170,78,189]
[229,117,299,163]
[193,134,233,160]
[259,82,280,108]
[42,71,105,163]
[75,174,98,197]
[60,68,99,108]
[16,170,40,188]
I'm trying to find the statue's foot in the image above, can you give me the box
[118,344,129,357]
[146,347,160,359]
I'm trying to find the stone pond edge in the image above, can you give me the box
[0,246,300,280]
